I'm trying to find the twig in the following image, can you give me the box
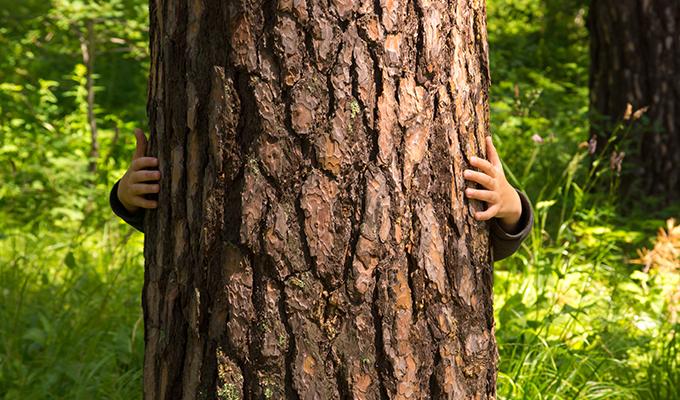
[82,18,99,173]
[103,121,121,163]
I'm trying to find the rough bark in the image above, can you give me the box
[588,0,680,205]
[143,0,496,398]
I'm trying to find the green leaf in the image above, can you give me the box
[23,328,47,348]
[536,200,557,210]
[65,251,76,269]
[630,270,649,282]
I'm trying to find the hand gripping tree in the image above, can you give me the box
[143,0,497,398]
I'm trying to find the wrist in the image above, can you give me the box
[117,184,140,214]
[122,202,140,214]
[497,190,522,234]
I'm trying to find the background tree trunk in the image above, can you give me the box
[143,0,496,398]
[588,0,680,205]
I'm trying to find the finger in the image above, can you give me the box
[130,170,161,184]
[129,196,159,209]
[475,205,499,221]
[132,129,149,160]
[486,136,502,167]
[464,169,494,189]
[469,155,495,176]
[465,188,498,204]
[130,156,159,172]
[130,183,160,196]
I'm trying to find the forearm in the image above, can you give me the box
[110,180,146,232]
[496,189,522,234]
[490,190,534,261]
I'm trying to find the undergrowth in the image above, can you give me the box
[488,2,680,398]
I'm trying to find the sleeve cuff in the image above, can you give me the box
[489,189,534,261]
[110,180,146,233]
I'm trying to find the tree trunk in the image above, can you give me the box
[588,0,680,205]
[143,0,496,398]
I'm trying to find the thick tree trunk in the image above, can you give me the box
[143,0,496,398]
[588,0,680,205]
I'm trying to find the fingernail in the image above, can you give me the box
[152,158,158,165]
[470,156,476,163]
[154,172,160,179]
[464,170,470,178]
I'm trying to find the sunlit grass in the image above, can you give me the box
[491,91,680,400]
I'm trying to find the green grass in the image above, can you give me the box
[0,216,145,399]
[493,138,680,399]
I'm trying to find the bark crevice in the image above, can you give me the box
[370,269,391,400]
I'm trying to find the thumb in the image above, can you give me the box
[486,136,502,167]
[132,128,148,160]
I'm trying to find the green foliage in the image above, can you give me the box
[0,226,145,399]
[487,0,590,205]
[488,2,680,399]
[0,0,148,398]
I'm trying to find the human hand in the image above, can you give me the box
[464,136,522,233]
[117,128,160,214]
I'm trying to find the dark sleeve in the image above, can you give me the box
[489,190,534,261]
[110,180,146,233]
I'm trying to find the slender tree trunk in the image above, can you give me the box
[82,18,99,173]
[588,0,680,205]
[143,0,496,398]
